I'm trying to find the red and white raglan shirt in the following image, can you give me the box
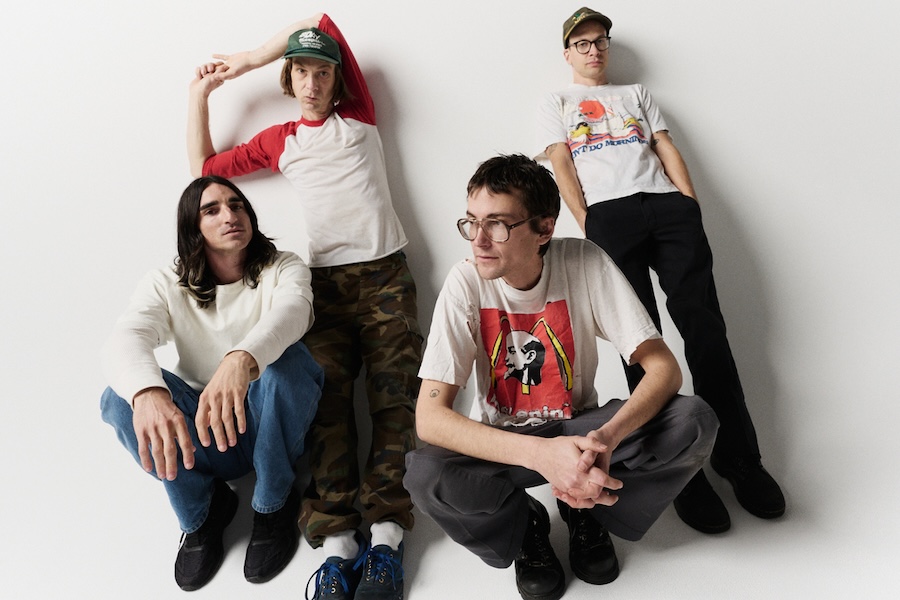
[419,238,661,428]
[202,14,407,268]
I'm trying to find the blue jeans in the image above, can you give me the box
[100,341,323,533]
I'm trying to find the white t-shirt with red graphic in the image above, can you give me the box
[536,83,678,205]
[419,238,660,427]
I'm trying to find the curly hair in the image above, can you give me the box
[175,176,277,308]
[467,154,560,255]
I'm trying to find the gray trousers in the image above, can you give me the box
[404,395,718,568]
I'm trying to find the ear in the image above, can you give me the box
[538,216,556,243]
[563,47,573,66]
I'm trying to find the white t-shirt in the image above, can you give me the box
[102,251,314,404]
[419,238,660,427]
[536,83,678,204]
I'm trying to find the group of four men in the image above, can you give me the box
[100,7,785,600]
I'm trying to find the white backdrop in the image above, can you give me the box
[2,1,899,598]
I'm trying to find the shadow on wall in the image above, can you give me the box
[609,40,786,465]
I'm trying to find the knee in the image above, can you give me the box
[675,394,719,452]
[100,387,133,429]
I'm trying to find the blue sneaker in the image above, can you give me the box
[306,533,366,600]
[355,543,404,600]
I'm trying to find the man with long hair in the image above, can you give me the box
[405,154,718,600]
[100,176,323,591]
[187,13,421,600]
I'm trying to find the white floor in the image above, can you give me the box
[7,435,897,600]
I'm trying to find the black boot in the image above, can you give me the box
[557,500,619,584]
[514,496,565,600]
[673,469,731,534]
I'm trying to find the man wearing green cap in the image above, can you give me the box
[187,12,420,600]
[537,7,785,536]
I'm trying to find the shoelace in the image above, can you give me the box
[520,530,555,567]
[363,548,403,587]
[570,510,605,550]
[305,560,351,600]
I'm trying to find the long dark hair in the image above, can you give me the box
[175,176,277,308]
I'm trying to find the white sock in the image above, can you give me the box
[322,530,359,560]
[369,521,404,551]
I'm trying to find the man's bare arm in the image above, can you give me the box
[651,131,698,200]
[546,142,589,233]
[208,13,325,82]
[416,379,622,505]
[559,338,682,507]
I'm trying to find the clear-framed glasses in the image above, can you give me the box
[569,36,611,54]
[456,215,541,243]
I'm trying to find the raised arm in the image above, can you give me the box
[546,142,589,233]
[416,379,622,505]
[187,67,224,177]
[651,131,697,200]
[208,13,325,82]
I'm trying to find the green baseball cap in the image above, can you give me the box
[283,27,341,65]
[563,7,613,47]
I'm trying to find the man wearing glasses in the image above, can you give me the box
[538,7,785,535]
[405,154,718,600]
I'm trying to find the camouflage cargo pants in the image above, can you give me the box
[299,251,423,547]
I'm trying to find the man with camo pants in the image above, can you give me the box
[188,12,421,600]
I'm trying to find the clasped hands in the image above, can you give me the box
[540,429,622,509]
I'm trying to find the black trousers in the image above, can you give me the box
[585,191,759,458]
[405,396,717,568]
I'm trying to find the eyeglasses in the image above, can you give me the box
[456,216,541,243]
[569,36,611,54]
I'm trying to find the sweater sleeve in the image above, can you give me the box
[232,252,315,378]
[101,270,173,406]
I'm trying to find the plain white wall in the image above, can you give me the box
[2,0,898,597]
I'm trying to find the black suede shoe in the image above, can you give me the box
[515,496,565,600]
[557,500,619,584]
[711,454,786,519]
[175,479,239,591]
[673,469,731,534]
[244,487,302,583]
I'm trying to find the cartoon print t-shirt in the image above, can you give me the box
[536,83,679,204]
[419,238,660,427]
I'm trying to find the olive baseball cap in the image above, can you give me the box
[283,27,341,65]
[563,7,613,47]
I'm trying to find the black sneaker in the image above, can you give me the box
[557,500,619,584]
[515,496,565,600]
[673,469,731,534]
[244,487,302,583]
[355,542,405,600]
[174,479,238,591]
[711,454,786,519]
[305,532,366,600]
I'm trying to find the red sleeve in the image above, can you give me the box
[202,122,296,178]
[319,14,375,125]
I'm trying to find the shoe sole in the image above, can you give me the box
[571,558,620,585]
[516,579,565,600]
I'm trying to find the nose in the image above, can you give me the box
[472,223,492,247]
